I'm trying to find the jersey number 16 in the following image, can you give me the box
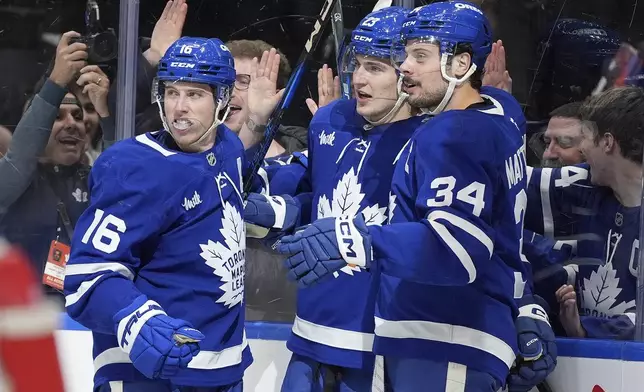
[81,209,127,254]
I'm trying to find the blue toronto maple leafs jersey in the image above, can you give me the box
[525,164,638,340]
[255,151,311,198]
[366,88,529,384]
[64,129,252,387]
[271,99,427,369]
[522,230,577,316]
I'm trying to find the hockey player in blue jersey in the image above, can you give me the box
[243,7,429,391]
[63,37,251,392]
[275,2,556,391]
[525,86,644,341]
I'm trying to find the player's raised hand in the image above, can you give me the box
[247,48,286,125]
[146,0,188,66]
[306,64,341,116]
[482,40,512,93]
[76,65,110,117]
[49,31,88,88]
[556,284,586,337]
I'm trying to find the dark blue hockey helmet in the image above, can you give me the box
[340,7,408,76]
[528,18,621,119]
[155,37,236,107]
[393,1,492,70]
[351,6,409,59]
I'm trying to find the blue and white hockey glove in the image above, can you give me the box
[508,295,557,392]
[276,215,372,287]
[244,193,300,239]
[114,295,205,379]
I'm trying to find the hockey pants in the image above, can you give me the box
[281,352,372,392]
[96,380,242,392]
[383,357,503,392]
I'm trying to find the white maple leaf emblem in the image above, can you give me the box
[316,167,386,278]
[362,204,387,226]
[581,261,636,317]
[318,194,332,219]
[331,168,365,218]
[199,201,246,308]
[387,192,397,223]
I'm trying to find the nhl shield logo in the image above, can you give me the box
[206,152,217,166]
[615,212,623,227]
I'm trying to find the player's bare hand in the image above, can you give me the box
[76,65,110,117]
[556,284,586,338]
[482,40,512,93]
[306,64,341,116]
[49,31,88,88]
[247,48,285,124]
[146,0,188,66]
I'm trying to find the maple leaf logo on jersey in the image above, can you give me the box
[387,192,397,223]
[581,260,636,317]
[316,167,385,277]
[199,201,246,308]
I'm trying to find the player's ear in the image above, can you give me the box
[451,52,471,79]
[602,132,616,154]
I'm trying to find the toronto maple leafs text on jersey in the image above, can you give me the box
[524,163,639,340]
[366,88,530,384]
[63,130,252,387]
[268,99,426,369]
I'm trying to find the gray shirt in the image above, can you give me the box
[0,79,67,212]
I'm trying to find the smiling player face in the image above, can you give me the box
[352,55,400,123]
[164,81,216,152]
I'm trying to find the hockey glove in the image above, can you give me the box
[507,295,557,392]
[277,215,372,287]
[114,295,205,379]
[244,193,300,239]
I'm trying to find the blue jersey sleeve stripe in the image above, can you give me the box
[65,275,104,307]
[65,262,135,279]
[426,210,494,284]
[64,263,135,307]
[539,167,555,236]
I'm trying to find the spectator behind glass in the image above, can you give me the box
[552,87,644,339]
[0,31,111,299]
[0,126,11,157]
[226,39,308,157]
[71,83,105,165]
[541,101,584,167]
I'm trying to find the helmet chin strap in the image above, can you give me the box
[423,53,478,116]
[364,75,410,127]
[156,97,231,152]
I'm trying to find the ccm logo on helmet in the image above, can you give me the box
[170,62,196,68]
[455,2,483,14]
[353,35,373,43]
